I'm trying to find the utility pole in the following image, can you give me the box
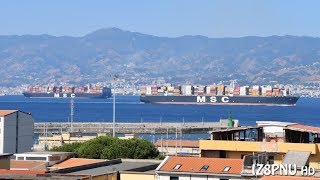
[175,127,178,156]
[166,127,169,155]
[112,75,119,137]
[70,97,74,132]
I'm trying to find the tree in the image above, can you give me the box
[50,142,82,153]
[50,136,160,160]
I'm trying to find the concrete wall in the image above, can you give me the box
[158,147,200,156]
[1,111,34,154]
[38,134,97,150]
[3,113,17,153]
[0,156,10,169]
[17,111,34,153]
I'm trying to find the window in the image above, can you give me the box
[223,166,231,172]
[220,150,227,158]
[173,164,182,170]
[26,157,46,161]
[17,157,24,160]
[49,156,61,161]
[268,156,274,164]
[170,177,179,180]
[241,154,246,159]
[200,165,209,171]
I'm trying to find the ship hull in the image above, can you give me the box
[23,92,111,99]
[140,95,299,106]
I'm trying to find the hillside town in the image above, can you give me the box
[1,80,320,98]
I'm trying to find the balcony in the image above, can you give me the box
[200,140,317,154]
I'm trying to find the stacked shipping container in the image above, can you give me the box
[141,84,291,97]
[26,84,105,94]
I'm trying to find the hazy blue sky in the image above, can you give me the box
[0,0,319,37]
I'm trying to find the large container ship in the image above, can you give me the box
[23,84,112,98]
[140,82,299,106]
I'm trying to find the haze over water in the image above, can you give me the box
[0,96,318,126]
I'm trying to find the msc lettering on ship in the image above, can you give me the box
[54,93,76,98]
[196,96,229,103]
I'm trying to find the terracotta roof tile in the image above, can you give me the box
[0,169,47,174]
[159,156,243,174]
[155,140,199,148]
[51,158,106,169]
[10,160,47,170]
[0,110,17,117]
[286,124,320,133]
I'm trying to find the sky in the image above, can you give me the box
[0,0,319,38]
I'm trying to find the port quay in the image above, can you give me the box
[33,120,231,135]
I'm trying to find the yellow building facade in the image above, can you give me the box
[200,121,320,169]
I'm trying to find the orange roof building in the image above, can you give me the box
[156,156,243,179]
[10,160,47,170]
[0,110,18,117]
[51,158,107,170]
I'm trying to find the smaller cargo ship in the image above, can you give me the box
[23,84,111,98]
[140,81,299,106]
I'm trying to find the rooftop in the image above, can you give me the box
[10,160,47,170]
[260,176,320,180]
[51,158,107,169]
[0,153,13,158]
[157,156,243,175]
[15,151,75,156]
[285,124,320,134]
[155,140,199,148]
[0,169,47,175]
[68,159,160,176]
[0,110,17,117]
[209,121,320,144]
[0,170,88,180]
[256,121,297,127]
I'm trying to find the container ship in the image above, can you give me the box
[140,82,299,106]
[23,84,112,98]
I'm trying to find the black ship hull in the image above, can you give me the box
[23,92,111,99]
[140,95,299,106]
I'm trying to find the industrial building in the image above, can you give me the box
[0,110,34,154]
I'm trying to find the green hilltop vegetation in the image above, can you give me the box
[50,136,163,159]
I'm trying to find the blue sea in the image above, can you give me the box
[0,95,318,126]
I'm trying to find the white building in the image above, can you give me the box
[14,151,76,166]
[0,110,34,154]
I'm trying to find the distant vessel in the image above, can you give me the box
[23,84,111,98]
[140,81,299,106]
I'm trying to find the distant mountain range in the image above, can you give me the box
[1,27,320,86]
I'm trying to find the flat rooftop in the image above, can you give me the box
[14,151,75,155]
[68,159,161,176]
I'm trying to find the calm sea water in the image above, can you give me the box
[0,95,318,126]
